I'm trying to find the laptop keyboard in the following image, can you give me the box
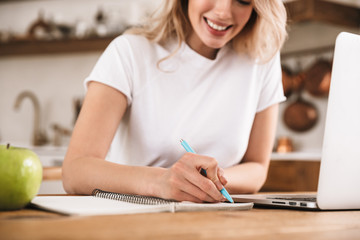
[272,197,317,202]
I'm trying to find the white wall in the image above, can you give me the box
[0,52,99,144]
[0,0,161,145]
[0,0,359,152]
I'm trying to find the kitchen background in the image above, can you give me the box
[0,0,359,193]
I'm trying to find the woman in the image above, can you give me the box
[62,0,287,203]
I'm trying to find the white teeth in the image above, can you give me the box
[206,18,228,31]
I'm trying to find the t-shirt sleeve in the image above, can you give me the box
[256,52,286,112]
[84,35,134,106]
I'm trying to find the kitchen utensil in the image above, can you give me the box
[283,94,318,132]
[276,136,294,153]
[303,59,332,97]
[282,66,305,97]
[282,66,293,97]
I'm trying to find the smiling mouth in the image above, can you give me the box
[204,17,232,31]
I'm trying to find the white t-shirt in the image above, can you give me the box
[85,34,285,168]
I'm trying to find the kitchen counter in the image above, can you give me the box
[30,145,67,167]
[1,142,68,194]
[1,142,68,167]
[5,142,323,166]
[29,145,67,194]
[263,150,322,192]
[2,143,322,193]
[271,149,322,161]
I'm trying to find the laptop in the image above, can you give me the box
[232,32,360,210]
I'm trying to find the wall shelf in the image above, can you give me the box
[285,0,360,28]
[0,36,116,57]
[1,0,358,57]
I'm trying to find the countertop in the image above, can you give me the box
[271,149,322,161]
[3,142,322,166]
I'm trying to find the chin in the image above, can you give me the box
[204,41,226,50]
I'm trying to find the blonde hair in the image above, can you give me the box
[126,0,287,63]
[234,0,288,62]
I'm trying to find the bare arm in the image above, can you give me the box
[224,104,279,193]
[62,82,225,202]
[62,82,160,195]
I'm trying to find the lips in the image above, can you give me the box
[204,17,232,32]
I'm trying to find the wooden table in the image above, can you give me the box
[1,195,360,240]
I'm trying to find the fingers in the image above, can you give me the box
[175,177,215,203]
[217,167,228,186]
[166,153,228,203]
[173,190,204,203]
[167,164,214,202]
[184,172,224,202]
[178,153,225,202]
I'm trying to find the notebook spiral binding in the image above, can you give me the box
[92,189,176,205]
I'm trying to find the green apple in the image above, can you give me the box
[0,144,42,210]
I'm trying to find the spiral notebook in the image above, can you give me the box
[30,189,253,216]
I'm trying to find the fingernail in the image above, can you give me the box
[216,182,223,191]
[221,175,227,183]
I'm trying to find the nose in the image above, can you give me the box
[214,0,232,19]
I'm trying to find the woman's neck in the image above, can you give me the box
[186,34,219,60]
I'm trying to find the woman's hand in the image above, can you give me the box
[156,153,228,203]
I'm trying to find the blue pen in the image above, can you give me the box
[180,139,234,203]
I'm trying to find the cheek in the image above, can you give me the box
[234,9,253,30]
[187,1,200,27]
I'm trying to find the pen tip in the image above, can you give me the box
[180,139,183,143]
